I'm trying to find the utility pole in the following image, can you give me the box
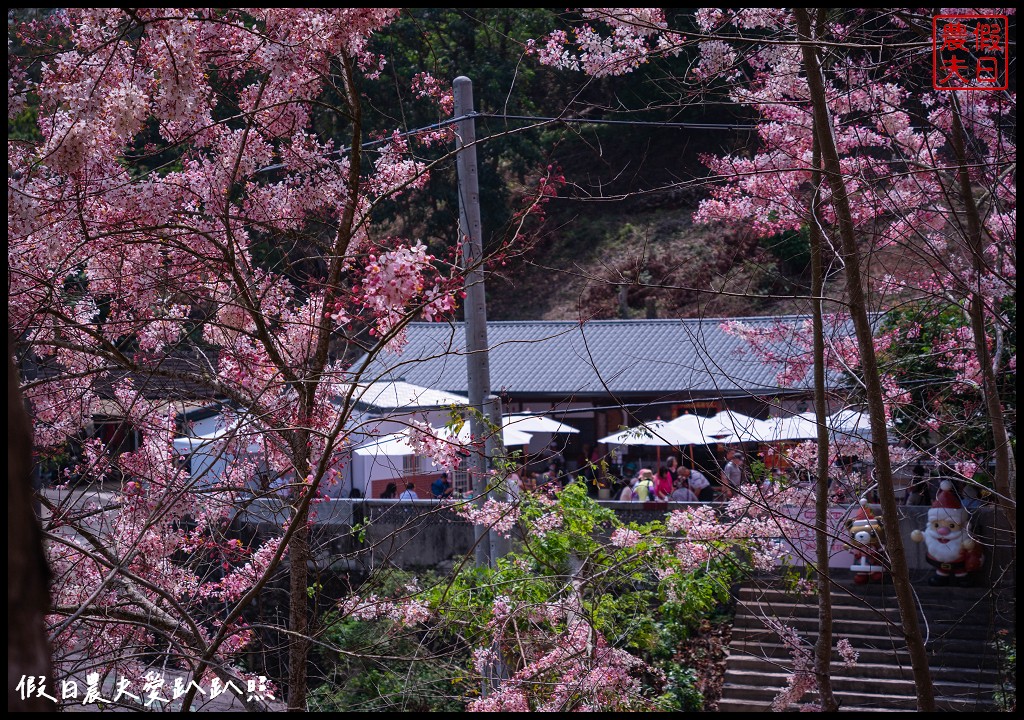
[454,76,508,567]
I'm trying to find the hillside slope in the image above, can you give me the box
[487,201,830,322]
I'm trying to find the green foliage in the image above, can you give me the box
[311,570,471,713]
[761,226,811,275]
[310,616,470,712]
[879,299,1015,460]
[994,632,1016,712]
[428,483,746,709]
[654,665,705,712]
[313,484,755,711]
[8,106,42,142]
[354,8,567,252]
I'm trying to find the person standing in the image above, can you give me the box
[618,476,638,501]
[398,482,419,501]
[679,465,713,503]
[654,466,674,500]
[430,471,453,499]
[635,468,657,502]
[721,451,746,499]
[665,456,680,483]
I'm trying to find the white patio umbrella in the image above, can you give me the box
[598,419,701,447]
[660,414,732,444]
[826,408,873,435]
[599,418,717,468]
[502,413,580,435]
[758,415,821,442]
[353,424,532,457]
[752,408,888,444]
[693,410,766,443]
[172,421,262,453]
[473,425,534,447]
[352,431,417,457]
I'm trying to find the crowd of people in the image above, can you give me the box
[371,445,751,503]
[369,445,992,514]
[615,457,719,502]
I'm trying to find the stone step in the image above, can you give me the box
[731,613,988,641]
[735,601,903,622]
[719,577,1011,712]
[729,625,995,655]
[739,579,993,598]
[729,651,999,680]
[717,697,907,712]
[720,681,997,711]
[725,654,1002,683]
[737,587,996,616]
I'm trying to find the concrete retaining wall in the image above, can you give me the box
[237,499,1008,586]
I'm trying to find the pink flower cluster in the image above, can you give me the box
[468,621,654,712]
[407,420,468,472]
[357,242,457,353]
[197,538,284,604]
[610,527,642,548]
[338,593,433,625]
[764,618,816,711]
[836,638,859,668]
[532,512,564,537]
[454,498,521,538]
[411,72,454,115]
[527,9,683,78]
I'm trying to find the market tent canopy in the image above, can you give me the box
[598,419,722,447]
[756,415,821,442]
[748,407,889,443]
[598,411,767,449]
[667,411,765,444]
[353,424,533,457]
[338,380,468,411]
[502,413,580,435]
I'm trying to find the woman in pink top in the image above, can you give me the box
[654,466,674,500]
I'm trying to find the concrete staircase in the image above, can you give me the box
[719,573,1011,712]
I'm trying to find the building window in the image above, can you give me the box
[402,455,421,475]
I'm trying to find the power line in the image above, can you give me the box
[256,111,754,174]
[476,111,758,131]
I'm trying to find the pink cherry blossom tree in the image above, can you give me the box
[8,8,478,710]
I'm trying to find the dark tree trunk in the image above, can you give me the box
[808,129,838,712]
[8,347,55,712]
[948,96,1016,538]
[795,8,937,711]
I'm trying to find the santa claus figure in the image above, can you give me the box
[911,480,984,587]
[846,498,886,584]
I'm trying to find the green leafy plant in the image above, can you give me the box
[994,631,1016,712]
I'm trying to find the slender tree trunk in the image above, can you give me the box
[282,56,365,711]
[947,96,1016,537]
[794,8,936,711]
[287,506,311,711]
[808,131,838,712]
[8,348,55,712]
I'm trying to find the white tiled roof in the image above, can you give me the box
[345,380,468,410]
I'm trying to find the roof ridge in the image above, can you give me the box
[404,314,829,327]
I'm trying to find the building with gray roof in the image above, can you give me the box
[358,315,864,473]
